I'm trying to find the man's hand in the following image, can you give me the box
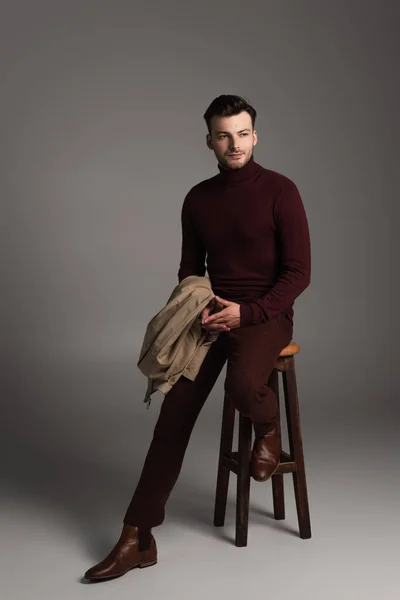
[200,299,215,323]
[201,295,241,332]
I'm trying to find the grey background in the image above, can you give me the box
[1,1,399,598]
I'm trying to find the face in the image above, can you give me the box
[206,111,258,170]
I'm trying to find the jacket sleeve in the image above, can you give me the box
[177,191,207,283]
[239,180,311,326]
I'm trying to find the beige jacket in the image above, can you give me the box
[137,275,222,409]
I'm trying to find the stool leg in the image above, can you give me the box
[214,394,235,527]
[269,368,285,520]
[283,357,312,539]
[236,414,252,547]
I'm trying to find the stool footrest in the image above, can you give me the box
[222,454,239,475]
[222,450,297,475]
[275,461,297,474]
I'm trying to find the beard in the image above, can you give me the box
[218,149,253,171]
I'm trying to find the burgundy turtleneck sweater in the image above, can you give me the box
[177,154,311,327]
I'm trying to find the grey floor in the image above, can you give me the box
[2,359,399,600]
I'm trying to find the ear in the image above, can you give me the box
[206,133,214,150]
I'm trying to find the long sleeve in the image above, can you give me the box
[177,192,207,283]
[239,180,311,326]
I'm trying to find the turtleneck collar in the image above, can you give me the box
[217,153,258,185]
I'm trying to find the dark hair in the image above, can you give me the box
[203,94,257,134]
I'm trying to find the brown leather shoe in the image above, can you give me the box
[250,423,281,482]
[84,524,157,581]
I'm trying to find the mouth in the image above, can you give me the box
[228,153,243,158]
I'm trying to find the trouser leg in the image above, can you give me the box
[223,312,293,437]
[123,335,227,529]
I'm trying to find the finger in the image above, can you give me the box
[204,310,227,324]
[202,323,230,332]
[215,295,230,305]
[201,307,211,322]
[205,314,226,324]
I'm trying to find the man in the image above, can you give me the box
[84,95,311,581]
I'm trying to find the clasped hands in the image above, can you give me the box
[200,295,241,332]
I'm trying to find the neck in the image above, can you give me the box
[217,153,258,184]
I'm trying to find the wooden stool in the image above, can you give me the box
[213,341,311,547]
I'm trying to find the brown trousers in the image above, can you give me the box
[123,311,293,529]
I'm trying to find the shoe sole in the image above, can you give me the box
[84,559,157,581]
[139,559,158,569]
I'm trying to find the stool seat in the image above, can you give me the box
[279,342,300,357]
